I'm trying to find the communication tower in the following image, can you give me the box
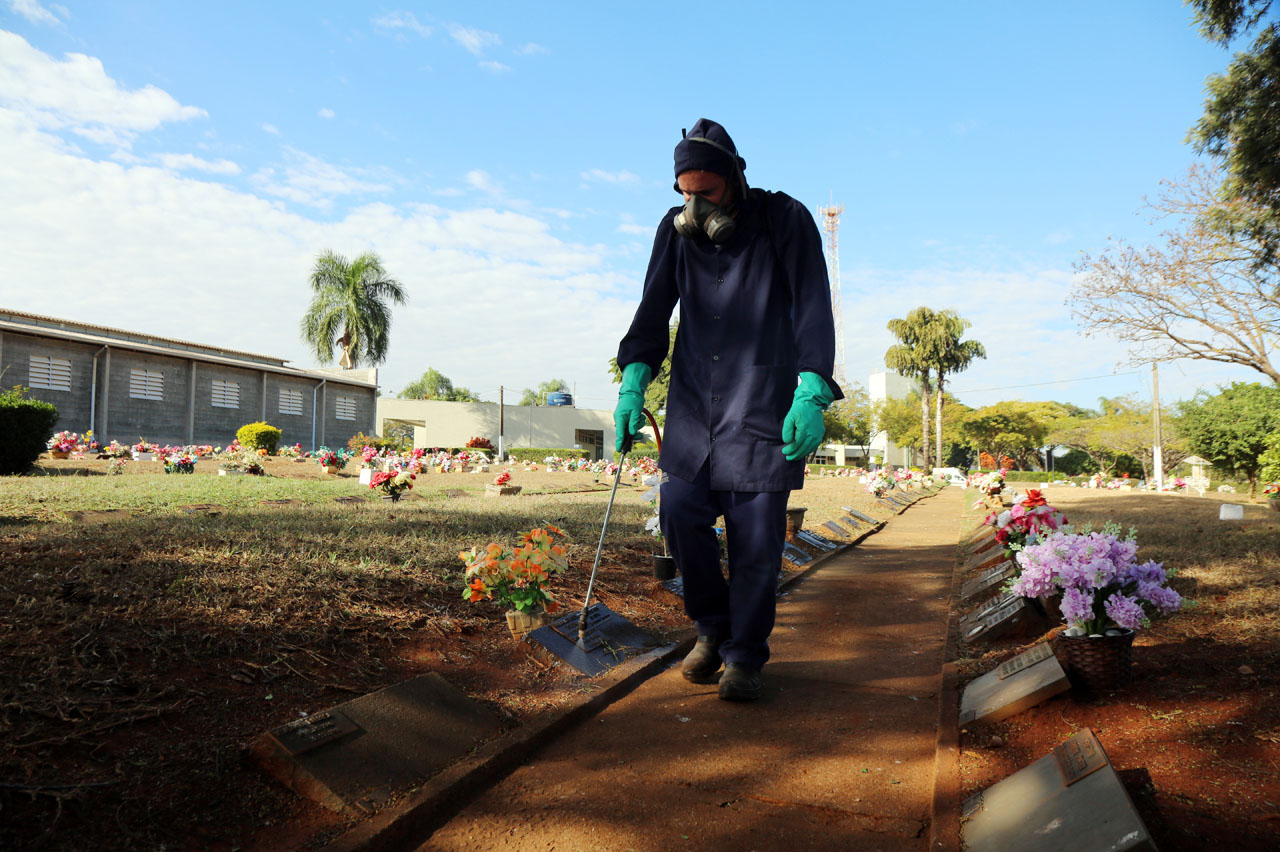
[818,201,847,389]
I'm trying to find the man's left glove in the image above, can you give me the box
[781,372,835,461]
[614,362,653,452]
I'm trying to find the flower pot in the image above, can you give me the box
[1053,628,1135,694]
[506,606,552,639]
[653,554,677,581]
[322,465,339,475]
[485,484,522,497]
[49,450,70,459]
[218,469,244,477]
[381,492,402,502]
[785,507,807,541]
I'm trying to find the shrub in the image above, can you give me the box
[507,447,590,462]
[0,386,59,475]
[235,421,282,454]
[346,432,398,454]
[1003,471,1068,482]
[465,436,494,449]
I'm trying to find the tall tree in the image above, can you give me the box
[1187,0,1280,254]
[884,308,938,469]
[1178,381,1280,496]
[1071,166,1280,385]
[300,250,406,368]
[958,402,1065,470]
[924,311,986,469]
[519,379,569,406]
[875,391,971,464]
[398,368,481,402]
[608,323,679,425]
[823,383,873,447]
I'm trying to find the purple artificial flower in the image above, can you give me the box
[1010,548,1057,597]
[1103,593,1148,631]
[1126,559,1168,585]
[1138,580,1182,614]
[1060,587,1096,627]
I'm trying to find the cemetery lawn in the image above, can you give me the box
[0,457,889,852]
[955,488,1280,852]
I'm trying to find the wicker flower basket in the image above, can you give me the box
[1054,628,1135,693]
[505,606,551,639]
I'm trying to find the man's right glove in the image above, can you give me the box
[614,362,653,452]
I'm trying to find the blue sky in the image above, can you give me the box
[0,1,1260,412]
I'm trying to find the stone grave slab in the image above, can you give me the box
[259,498,302,508]
[961,728,1156,852]
[795,529,838,552]
[959,591,1019,631]
[333,495,365,505]
[524,602,660,677]
[250,673,503,814]
[179,503,224,516]
[887,492,911,505]
[782,542,813,567]
[659,576,684,598]
[842,507,879,526]
[962,546,1007,575]
[822,520,853,539]
[959,643,1070,725]
[69,508,131,523]
[877,499,901,511]
[961,597,1044,644]
[838,515,864,531]
[965,534,999,557]
[960,561,1016,600]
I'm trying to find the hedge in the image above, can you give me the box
[236,421,282,454]
[1000,471,1069,482]
[0,387,59,475]
[507,447,590,462]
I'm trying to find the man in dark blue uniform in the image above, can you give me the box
[615,118,841,701]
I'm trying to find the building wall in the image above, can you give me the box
[0,329,375,450]
[868,370,918,468]
[0,331,96,435]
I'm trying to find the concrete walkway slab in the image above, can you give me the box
[392,488,966,852]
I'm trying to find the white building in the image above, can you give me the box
[869,370,918,468]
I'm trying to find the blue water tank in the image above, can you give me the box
[545,391,574,407]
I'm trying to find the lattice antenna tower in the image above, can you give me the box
[818,200,847,389]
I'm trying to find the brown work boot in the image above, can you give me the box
[681,636,723,683]
[718,663,762,701]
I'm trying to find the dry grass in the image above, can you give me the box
[0,457,900,851]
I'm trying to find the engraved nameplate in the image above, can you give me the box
[1054,728,1109,786]
[268,710,361,756]
[822,521,850,538]
[782,542,813,566]
[997,643,1056,680]
[796,530,837,552]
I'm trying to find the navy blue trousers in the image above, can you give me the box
[660,462,789,671]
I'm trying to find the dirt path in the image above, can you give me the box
[408,488,963,852]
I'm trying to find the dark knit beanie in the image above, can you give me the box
[673,118,747,181]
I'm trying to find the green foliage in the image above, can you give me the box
[823,383,872,446]
[1052,447,1100,476]
[397,368,481,402]
[1049,396,1188,479]
[300,250,406,368]
[236,422,283,454]
[1178,381,1280,494]
[518,378,569,407]
[875,391,971,462]
[1001,471,1070,482]
[958,401,1066,470]
[1258,431,1280,482]
[608,323,678,425]
[345,432,399,454]
[506,447,590,462]
[0,385,59,475]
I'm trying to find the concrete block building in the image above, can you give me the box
[0,308,377,450]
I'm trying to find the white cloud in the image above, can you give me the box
[582,168,640,185]
[618,222,649,236]
[261,122,280,135]
[448,23,500,56]
[478,60,511,74]
[0,105,639,411]
[464,169,501,195]
[251,147,391,209]
[318,107,335,119]
[372,10,431,38]
[0,30,205,148]
[157,152,241,175]
[516,42,548,56]
[9,0,67,25]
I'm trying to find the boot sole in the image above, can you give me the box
[682,667,723,685]
[718,684,761,701]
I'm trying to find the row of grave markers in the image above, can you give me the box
[954,523,1158,851]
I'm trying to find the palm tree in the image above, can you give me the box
[300,250,407,368]
[885,307,938,469]
[927,312,986,467]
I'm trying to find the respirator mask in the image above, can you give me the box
[674,193,737,243]
[672,133,748,244]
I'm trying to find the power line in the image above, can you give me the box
[950,371,1141,395]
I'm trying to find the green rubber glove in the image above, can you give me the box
[614,362,653,452]
[781,372,835,461]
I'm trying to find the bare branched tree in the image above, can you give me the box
[1070,165,1280,385]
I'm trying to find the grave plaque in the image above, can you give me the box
[524,603,660,677]
[842,508,879,526]
[959,643,1069,725]
[877,499,900,511]
[333,495,365,505]
[822,520,852,539]
[796,530,837,552]
[838,515,863,531]
[70,509,131,523]
[887,492,911,505]
[659,576,684,598]
[251,673,503,814]
[259,499,302,508]
[179,503,223,515]
[959,591,1019,629]
[960,561,1015,600]
[965,534,999,557]
[961,597,1044,644]
[962,546,1006,575]
[782,542,813,566]
[961,728,1156,852]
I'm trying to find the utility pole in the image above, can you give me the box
[498,385,505,462]
[1152,364,1164,492]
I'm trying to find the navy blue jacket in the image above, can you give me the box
[617,188,841,492]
